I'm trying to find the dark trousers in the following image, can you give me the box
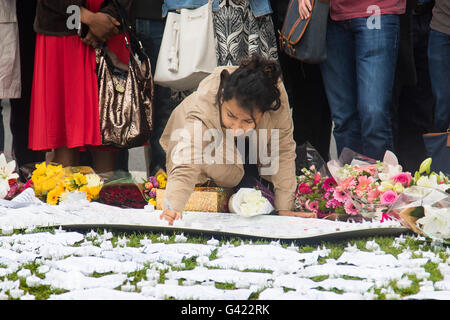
[270,0,332,162]
[9,0,45,173]
[391,8,435,172]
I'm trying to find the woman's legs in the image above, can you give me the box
[52,147,79,167]
[90,149,116,174]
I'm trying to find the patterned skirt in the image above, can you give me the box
[171,0,279,102]
[213,0,279,66]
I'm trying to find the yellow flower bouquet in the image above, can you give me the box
[29,162,103,205]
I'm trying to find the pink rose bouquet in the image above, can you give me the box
[327,150,412,219]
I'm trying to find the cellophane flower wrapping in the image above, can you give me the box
[388,186,450,241]
[98,171,148,209]
[21,162,104,205]
[294,143,350,220]
[326,148,412,220]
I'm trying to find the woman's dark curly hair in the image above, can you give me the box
[216,54,282,118]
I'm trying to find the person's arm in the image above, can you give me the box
[160,118,206,225]
[99,0,133,28]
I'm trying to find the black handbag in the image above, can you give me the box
[423,129,450,175]
[279,0,330,64]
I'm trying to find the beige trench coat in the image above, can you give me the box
[160,66,297,213]
[0,0,21,99]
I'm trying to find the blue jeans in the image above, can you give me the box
[428,29,450,132]
[320,15,400,160]
[136,19,175,174]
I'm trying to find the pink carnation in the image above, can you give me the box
[380,190,398,205]
[298,183,312,194]
[313,173,321,185]
[391,172,412,187]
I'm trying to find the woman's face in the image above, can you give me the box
[220,98,263,136]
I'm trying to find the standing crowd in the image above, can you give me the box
[0,0,448,187]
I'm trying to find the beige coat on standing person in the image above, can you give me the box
[0,0,21,99]
[160,66,297,213]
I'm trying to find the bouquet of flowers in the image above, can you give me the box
[98,171,148,209]
[142,169,167,207]
[386,158,450,242]
[327,149,412,219]
[294,165,348,220]
[389,186,450,242]
[411,158,450,193]
[229,188,274,217]
[28,162,103,205]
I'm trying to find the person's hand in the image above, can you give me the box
[81,8,121,43]
[160,209,183,226]
[104,47,128,70]
[278,210,317,218]
[298,0,312,20]
[81,30,100,48]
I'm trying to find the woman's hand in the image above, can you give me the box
[278,210,317,218]
[160,209,183,226]
[298,0,312,20]
[81,31,100,48]
[81,7,121,43]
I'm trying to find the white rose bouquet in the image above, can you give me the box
[229,188,274,217]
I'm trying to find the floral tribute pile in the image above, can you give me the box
[294,151,413,220]
[294,146,450,242]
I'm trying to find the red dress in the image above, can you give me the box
[29,0,129,151]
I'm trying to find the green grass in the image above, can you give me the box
[0,227,448,300]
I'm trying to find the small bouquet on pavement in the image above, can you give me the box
[24,162,103,205]
[98,171,148,209]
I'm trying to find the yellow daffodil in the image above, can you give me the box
[73,173,87,186]
[149,198,157,206]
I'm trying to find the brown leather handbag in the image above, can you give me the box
[96,0,153,149]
